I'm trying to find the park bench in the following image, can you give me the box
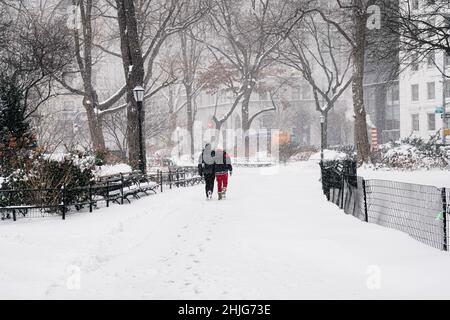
[167,169,203,188]
[95,172,160,204]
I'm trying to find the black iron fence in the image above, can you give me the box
[320,160,450,251]
[0,166,203,222]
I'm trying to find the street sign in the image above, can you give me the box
[436,107,444,114]
[441,114,450,119]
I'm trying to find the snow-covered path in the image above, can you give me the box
[2,162,450,299]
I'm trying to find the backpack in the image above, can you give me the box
[199,149,215,175]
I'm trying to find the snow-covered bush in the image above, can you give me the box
[373,133,450,170]
[279,142,302,164]
[0,151,96,208]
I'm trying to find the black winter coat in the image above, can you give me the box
[198,149,215,176]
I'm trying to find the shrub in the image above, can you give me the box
[0,74,37,176]
[373,133,450,170]
[0,151,96,208]
[279,141,301,164]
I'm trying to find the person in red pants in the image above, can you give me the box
[214,149,233,200]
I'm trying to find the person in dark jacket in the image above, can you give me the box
[198,143,216,199]
[214,149,233,200]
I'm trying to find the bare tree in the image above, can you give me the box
[51,0,129,153]
[102,110,128,161]
[198,57,245,132]
[199,0,312,157]
[280,14,353,148]
[384,0,450,77]
[0,1,74,120]
[310,0,373,163]
[179,26,206,159]
[114,0,208,170]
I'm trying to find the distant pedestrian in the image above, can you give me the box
[214,149,233,200]
[198,143,216,199]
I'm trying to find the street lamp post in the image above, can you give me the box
[320,114,325,163]
[133,85,146,174]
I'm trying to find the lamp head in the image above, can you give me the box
[133,86,145,102]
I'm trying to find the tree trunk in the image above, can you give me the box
[116,0,146,172]
[84,102,106,152]
[322,112,328,149]
[185,83,195,160]
[352,2,371,164]
[241,88,252,159]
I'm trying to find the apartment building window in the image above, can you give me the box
[412,114,420,131]
[291,86,301,101]
[428,113,436,131]
[411,54,419,71]
[385,104,400,131]
[445,80,450,98]
[445,53,450,67]
[62,101,75,113]
[301,84,312,100]
[387,83,400,103]
[208,94,215,105]
[427,82,435,100]
[259,91,268,101]
[62,101,75,121]
[427,51,435,68]
[411,84,419,101]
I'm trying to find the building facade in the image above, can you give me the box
[398,0,450,141]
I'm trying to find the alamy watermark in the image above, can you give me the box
[66,265,81,290]
[170,121,281,164]
[366,265,381,290]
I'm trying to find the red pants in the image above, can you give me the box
[216,173,229,193]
